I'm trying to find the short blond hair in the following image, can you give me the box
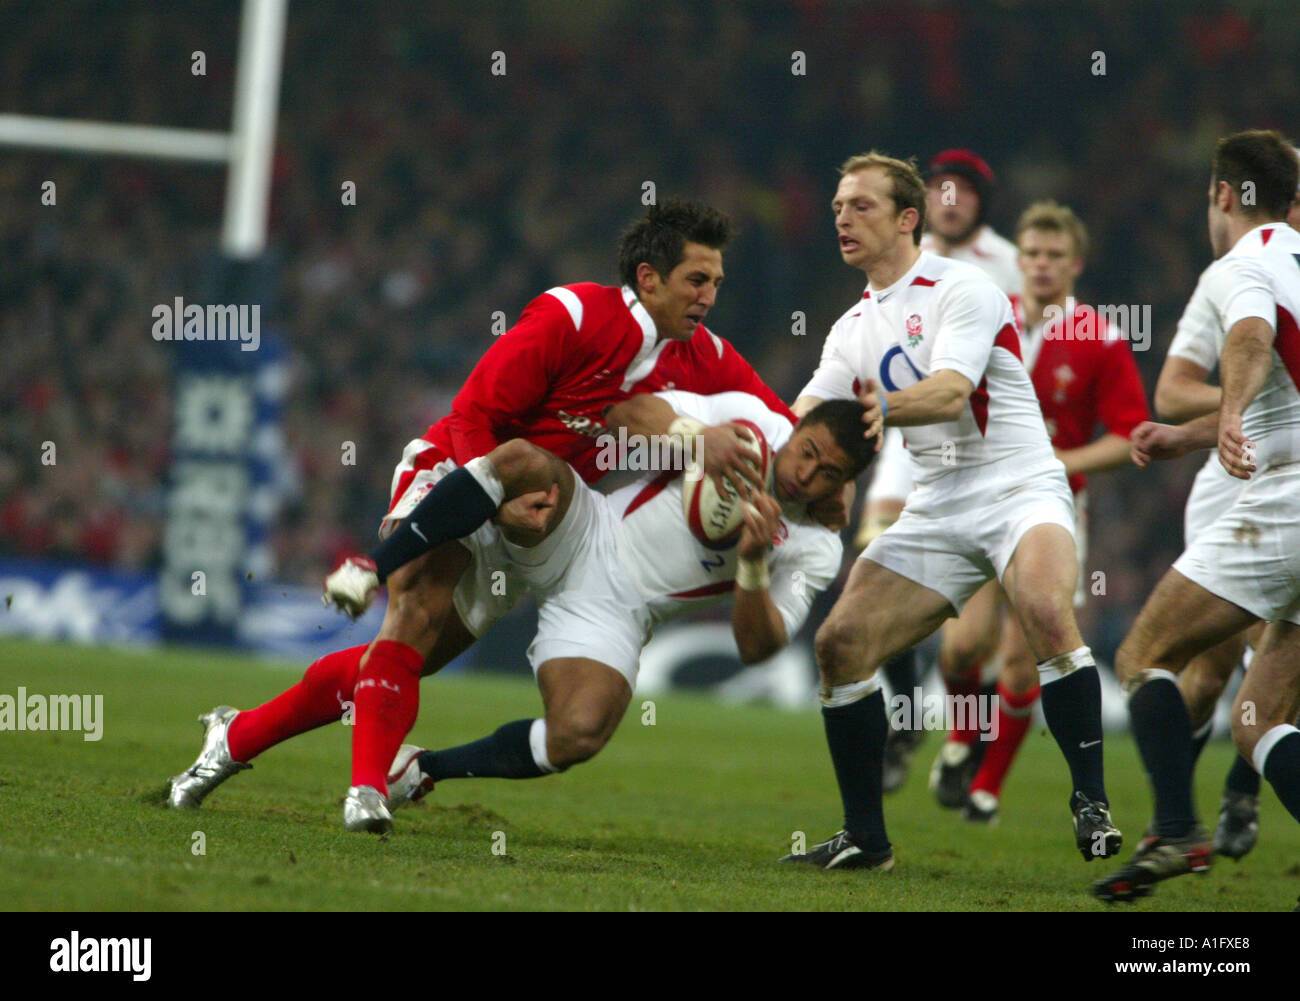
[1015,200,1089,261]
[839,152,927,246]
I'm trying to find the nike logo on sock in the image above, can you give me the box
[410,522,429,543]
[1079,739,1102,749]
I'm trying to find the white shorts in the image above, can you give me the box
[503,469,652,687]
[1174,462,1300,626]
[380,441,524,637]
[1183,454,1248,544]
[864,468,1077,615]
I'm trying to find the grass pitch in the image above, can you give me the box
[1,637,1297,911]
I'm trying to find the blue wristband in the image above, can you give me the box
[878,394,888,423]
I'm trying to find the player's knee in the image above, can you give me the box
[1015,595,1073,653]
[814,617,862,681]
[940,631,995,679]
[546,710,612,767]
[999,653,1038,693]
[488,438,550,491]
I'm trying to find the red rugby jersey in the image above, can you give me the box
[1010,295,1150,494]
[426,283,794,483]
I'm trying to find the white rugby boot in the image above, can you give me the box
[343,785,394,834]
[168,706,251,808]
[385,744,435,812]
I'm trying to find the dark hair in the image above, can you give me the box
[798,399,875,479]
[617,198,732,288]
[1213,129,1299,219]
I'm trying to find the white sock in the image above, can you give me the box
[1037,646,1096,686]
[464,455,506,507]
[820,676,881,708]
[529,718,561,774]
[1252,723,1300,776]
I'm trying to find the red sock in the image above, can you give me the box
[970,680,1041,798]
[944,664,984,745]
[350,639,425,794]
[226,644,366,762]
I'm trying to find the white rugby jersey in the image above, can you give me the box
[1168,256,1247,505]
[606,391,843,637]
[922,225,1023,297]
[869,230,1025,504]
[801,251,1058,492]
[1187,222,1300,470]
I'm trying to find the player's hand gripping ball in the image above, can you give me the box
[682,420,772,549]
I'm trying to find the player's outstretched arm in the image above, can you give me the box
[1056,432,1133,477]
[731,494,787,664]
[1129,415,1218,468]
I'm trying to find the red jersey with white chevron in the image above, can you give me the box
[1009,295,1150,494]
[800,251,1058,491]
[421,283,794,484]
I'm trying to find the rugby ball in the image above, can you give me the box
[682,420,772,550]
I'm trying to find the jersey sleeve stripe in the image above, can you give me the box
[994,321,1022,361]
[1276,305,1300,392]
[543,286,583,332]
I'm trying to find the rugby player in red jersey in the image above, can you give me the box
[166,199,800,832]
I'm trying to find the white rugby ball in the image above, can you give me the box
[682,420,772,550]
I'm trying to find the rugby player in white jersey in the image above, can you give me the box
[864,149,1023,793]
[1095,130,1300,903]
[921,148,1024,295]
[1149,150,1300,861]
[378,391,871,809]
[781,152,1120,871]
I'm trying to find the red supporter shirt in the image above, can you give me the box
[425,283,794,483]
[1010,295,1150,494]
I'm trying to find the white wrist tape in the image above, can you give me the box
[735,557,770,591]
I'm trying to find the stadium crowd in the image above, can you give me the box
[3,0,1298,663]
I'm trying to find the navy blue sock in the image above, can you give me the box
[1039,666,1107,806]
[1225,752,1262,797]
[822,689,890,852]
[880,649,917,703]
[1190,721,1213,768]
[1128,677,1196,837]
[369,467,498,581]
[1261,731,1300,824]
[419,719,546,780]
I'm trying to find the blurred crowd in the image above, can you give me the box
[2,0,1297,659]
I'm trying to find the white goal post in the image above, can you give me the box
[0,0,288,259]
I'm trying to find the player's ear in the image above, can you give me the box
[635,261,661,295]
[1214,179,1234,213]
